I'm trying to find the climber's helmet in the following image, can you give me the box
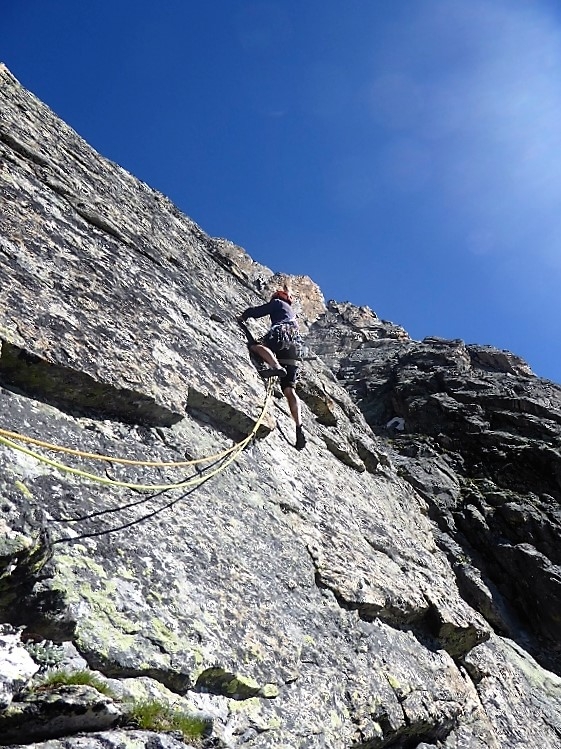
[271,289,293,305]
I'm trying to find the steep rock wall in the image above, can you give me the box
[1,65,561,748]
[307,304,561,676]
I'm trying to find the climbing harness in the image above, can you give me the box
[254,320,305,371]
[273,323,305,367]
[265,321,302,352]
[239,316,303,358]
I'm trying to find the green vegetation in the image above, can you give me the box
[24,640,65,670]
[30,668,211,742]
[125,698,210,742]
[34,668,116,698]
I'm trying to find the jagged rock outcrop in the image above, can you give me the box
[1,63,561,748]
[307,312,561,676]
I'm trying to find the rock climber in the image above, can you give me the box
[238,284,306,450]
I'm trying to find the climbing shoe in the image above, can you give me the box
[295,425,306,451]
[261,367,287,379]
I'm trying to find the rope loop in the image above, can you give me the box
[0,381,274,492]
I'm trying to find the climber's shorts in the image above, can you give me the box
[259,326,300,389]
[279,364,298,391]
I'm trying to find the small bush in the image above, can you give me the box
[31,669,210,743]
[24,640,65,670]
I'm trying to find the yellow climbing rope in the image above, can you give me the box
[0,381,274,491]
[0,427,242,467]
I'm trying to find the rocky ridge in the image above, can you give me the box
[1,64,561,748]
[307,306,561,673]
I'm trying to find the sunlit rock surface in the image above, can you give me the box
[1,63,561,748]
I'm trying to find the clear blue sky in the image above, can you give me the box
[4,0,561,383]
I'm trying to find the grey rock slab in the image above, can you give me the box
[314,299,561,675]
[0,627,39,709]
[0,685,121,745]
[0,378,491,746]
[0,65,273,435]
[464,636,561,748]
[3,731,196,749]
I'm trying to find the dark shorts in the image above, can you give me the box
[279,364,298,390]
[260,330,300,390]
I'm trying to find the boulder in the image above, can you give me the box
[0,626,38,710]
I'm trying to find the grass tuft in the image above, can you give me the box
[35,668,116,697]
[125,698,210,741]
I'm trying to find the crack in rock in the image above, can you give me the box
[195,666,278,701]
[0,340,181,427]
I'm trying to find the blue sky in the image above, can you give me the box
[3,0,561,383]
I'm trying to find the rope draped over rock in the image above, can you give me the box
[0,427,239,467]
[0,380,274,492]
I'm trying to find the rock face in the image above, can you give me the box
[1,63,561,748]
[0,626,39,710]
[306,319,561,675]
